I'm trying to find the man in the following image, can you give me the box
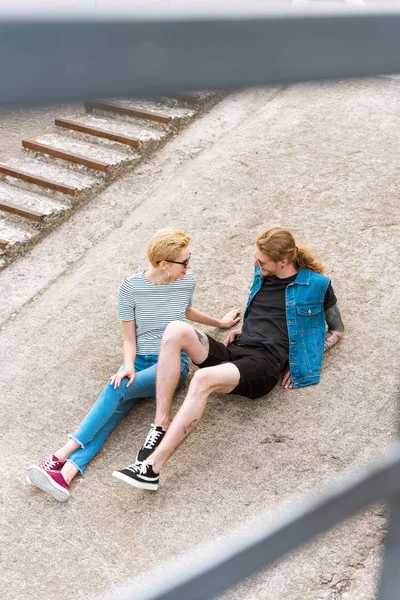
[112,226,344,490]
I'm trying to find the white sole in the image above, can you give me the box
[27,466,70,501]
[112,470,158,491]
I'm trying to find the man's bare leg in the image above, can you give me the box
[154,321,211,429]
[111,361,240,490]
[151,362,240,473]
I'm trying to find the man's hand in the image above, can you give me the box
[109,367,135,389]
[324,330,344,352]
[219,309,241,329]
[223,329,242,347]
[281,368,293,389]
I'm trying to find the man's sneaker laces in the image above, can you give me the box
[136,423,165,462]
[144,426,164,450]
[112,459,159,491]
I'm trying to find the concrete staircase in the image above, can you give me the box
[0,93,219,268]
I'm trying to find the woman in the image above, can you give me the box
[27,228,240,501]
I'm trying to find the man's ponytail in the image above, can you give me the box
[256,227,324,274]
[294,246,324,274]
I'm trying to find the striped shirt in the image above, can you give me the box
[117,271,196,355]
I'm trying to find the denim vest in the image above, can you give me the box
[244,267,330,388]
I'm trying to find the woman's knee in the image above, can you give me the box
[101,379,126,407]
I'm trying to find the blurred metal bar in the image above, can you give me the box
[1,10,400,108]
[125,443,400,600]
[379,492,400,600]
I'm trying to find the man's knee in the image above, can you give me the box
[162,321,192,345]
[190,368,218,395]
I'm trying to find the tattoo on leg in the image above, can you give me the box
[183,419,198,436]
[194,328,209,350]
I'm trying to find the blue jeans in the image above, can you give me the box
[68,353,189,473]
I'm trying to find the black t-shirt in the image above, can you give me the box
[235,274,337,365]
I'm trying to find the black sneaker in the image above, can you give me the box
[136,423,166,462]
[112,460,159,491]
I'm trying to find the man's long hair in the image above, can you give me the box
[256,226,324,274]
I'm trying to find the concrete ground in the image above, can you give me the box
[1,79,399,600]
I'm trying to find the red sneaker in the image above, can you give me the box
[26,454,65,484]
[27,467,70,501]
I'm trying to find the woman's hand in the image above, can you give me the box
[281,368,293,389]
[223,329,242,347]
[109,367,135,389]
[219,309,241,329]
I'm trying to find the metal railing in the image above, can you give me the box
[1,3,399,599]
[128,442,400,600]
[2,3,400,108]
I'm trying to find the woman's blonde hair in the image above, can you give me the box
[147,228,191,267]
[256,226,324,274]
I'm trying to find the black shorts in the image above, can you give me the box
[194,335,283,400]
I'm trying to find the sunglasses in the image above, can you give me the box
[157,254,191,268]
[254,256,265,268]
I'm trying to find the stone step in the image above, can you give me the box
[107,98,195,120]
[175,93,204,105]
[0,182,67,221]
[84,100,173,125]
[159,92,218,109]
[28,134,134,172]
[0,198,44,222]
[0,163,77,196]
[55,117,140,148]
[56,114,167,146]
[22,139,111,173]
[0,216,38,251]
[0,156,99,198]
[0,184,70,267]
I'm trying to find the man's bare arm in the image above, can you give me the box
[324,303,345,351]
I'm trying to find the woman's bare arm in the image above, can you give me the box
[110,321,137,388]
[185,307,241,329]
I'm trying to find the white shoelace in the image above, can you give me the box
[41,456,59,470]
[143,426,163,450]
[128,460,152,475]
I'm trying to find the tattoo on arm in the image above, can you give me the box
[183,419,198,436]
[194,328,210,350]
[324,304,345,351]
[325,304,344,333]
